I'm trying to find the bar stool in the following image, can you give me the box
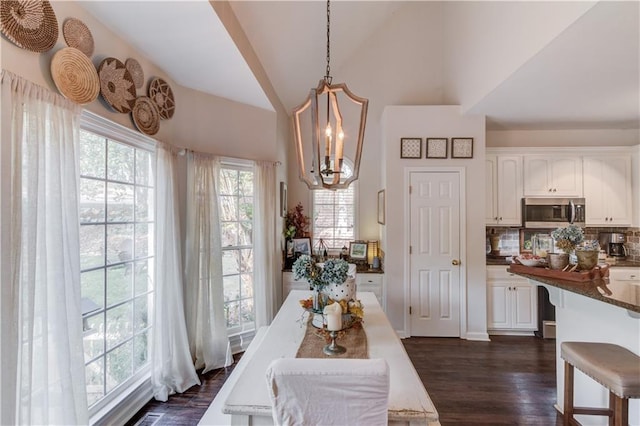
[561,342,640,426]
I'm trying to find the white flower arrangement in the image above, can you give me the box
[551,224,584,253]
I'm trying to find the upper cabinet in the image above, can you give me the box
[486,155,523,226]
[583,156,632,226]
[523,156,583,197]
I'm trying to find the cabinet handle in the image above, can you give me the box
[499,217,502,221]
[553,188,557,192]
[548,188,553,192]
[494,217,498,221]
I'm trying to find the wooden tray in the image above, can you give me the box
[508,263,608,282]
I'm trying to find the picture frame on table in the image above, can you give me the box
[426,138,448,158]
[349,241,368,260]
[377,189,385,225]
[279,182,287,217]
[451,137,474,158]
[400,138,422,159]
[292,238,311,256]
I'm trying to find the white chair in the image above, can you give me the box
[265,358,389,426]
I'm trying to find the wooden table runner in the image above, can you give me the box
[295,315,368,359]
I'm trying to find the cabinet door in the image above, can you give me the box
[524,156,582,197]
[584,156,632,226]
[487,281,510,329]
[523,157,552,196]
[496,156,523,225]
[485,156,498,225]
[550,157,582,197]
[511,283,537,330]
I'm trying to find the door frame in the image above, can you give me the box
[403,166,467,338]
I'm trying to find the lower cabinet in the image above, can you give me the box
[487,266,537,334]
[282,271,385,309]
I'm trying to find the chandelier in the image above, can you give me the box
[292,0,368,190]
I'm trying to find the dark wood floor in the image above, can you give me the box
[128,335,562,426]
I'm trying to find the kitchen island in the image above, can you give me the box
[509,267,639,426]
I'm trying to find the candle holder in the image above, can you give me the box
[323,330,346,355]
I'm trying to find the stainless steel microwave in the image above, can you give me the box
[522,198,586,228]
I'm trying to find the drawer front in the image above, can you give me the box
[487,266,527,282]
[356,274,383,285]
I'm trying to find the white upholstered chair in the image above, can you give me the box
[265,358,389,426]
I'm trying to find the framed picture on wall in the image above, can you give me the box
[426,138,448,158]
[451,138,474,158]
[377,189,385,225]
[280,182,287,217]
[400,138,422,159]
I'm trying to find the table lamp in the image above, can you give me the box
[368,240,380,269]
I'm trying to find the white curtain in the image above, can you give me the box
[152,144,201,401]
[0,70,89,425]
[184,152,233,373]
[254,161,277,327]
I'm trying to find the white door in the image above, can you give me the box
[409,171,461,336]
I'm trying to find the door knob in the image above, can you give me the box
[452,259,460,266]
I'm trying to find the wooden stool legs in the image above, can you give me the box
[564,360,629,426]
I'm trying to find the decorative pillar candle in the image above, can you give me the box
[323,303,342,331]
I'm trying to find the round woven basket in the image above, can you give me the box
[132,96,160,136]
[50,47,99,105]
[149,77,175,120]
[125,58,144,89]
[0,0,59,53]
[63,17,94,57]
[98,57,137,113]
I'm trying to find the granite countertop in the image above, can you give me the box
[509,267,640,314]
[487,257,640,268]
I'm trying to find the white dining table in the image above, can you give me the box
[210,290,440,426]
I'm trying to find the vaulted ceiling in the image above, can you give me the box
[79,1,639,131]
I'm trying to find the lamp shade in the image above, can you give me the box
[367,240,379,266]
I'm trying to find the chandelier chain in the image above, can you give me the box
[325,0,332,83]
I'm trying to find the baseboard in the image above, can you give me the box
[464,331,491,341]
[395,329,408,339]
[488,330,535,337]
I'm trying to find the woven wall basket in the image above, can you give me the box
[125,58,144,89]
[149,77,175,120]
[63,17,94,57]
[132,96,160,136]
[98,57,137,114]
[51,47,99,105]
[0,0,58,53]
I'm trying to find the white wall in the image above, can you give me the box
[442,1,596,110]
[382,106,488,340]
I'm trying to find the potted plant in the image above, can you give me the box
[293,255,350,311]
[549,224,584,270]
[575,240,600,270]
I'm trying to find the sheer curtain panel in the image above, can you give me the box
[254,161,277,327]
[184,152,233,373]
[0,70,89,425]
[152,145,201,401]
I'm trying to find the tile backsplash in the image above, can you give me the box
[486,226,640,262]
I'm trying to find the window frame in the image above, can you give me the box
[79,111,156,417]
[310,158,359,251]
[218,159,256,336]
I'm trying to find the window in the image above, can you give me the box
[78,117,155,412]
[218,164,255,334]
[312,160,357,250]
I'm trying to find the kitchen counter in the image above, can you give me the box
[487,256,640,268]
[508,268,640,314]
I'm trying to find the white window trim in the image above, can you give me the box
[80,111,157,423]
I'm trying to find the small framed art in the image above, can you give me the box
[377,189,385,225]
[451,138,474,158]
[349,241,368,260]
[279,182,287,217]
[400,138,422,159]
[292,238,312,256]
[426,138,448,158]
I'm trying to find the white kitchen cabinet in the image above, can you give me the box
[282,271,311,303]
[282,271,385,309]
[486,155,523,226]
[523,156,583,197]
[608,267,640,283]
[487,267,537,334]
[356,273,384,308]
[583,156,633,226]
